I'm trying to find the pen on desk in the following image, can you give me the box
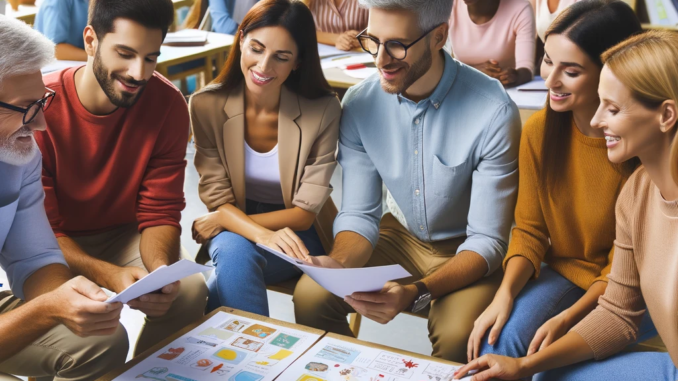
[331,55,353,61]
[517,88,549,92]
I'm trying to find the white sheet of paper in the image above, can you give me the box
[321,53,374,69]
[317,43,347,58]
[343,67,378,79]
[505,76,547,110]
[256,244,411,297]
[282,336,475,380]
[114,311,322,381]
[106,260,211,304]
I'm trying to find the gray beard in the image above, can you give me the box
[0,135,39,166]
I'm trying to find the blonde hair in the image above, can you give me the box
[602,30,678,185]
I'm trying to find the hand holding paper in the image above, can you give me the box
[106,260,211,304]
[256,244,411,297]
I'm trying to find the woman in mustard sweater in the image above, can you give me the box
[455,29,678,381]
[466,0,650,362]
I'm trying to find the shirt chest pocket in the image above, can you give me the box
[0,199,19,250]
[431,155,473,199]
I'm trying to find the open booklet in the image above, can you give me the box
[111,310,473,381]
[256,244,411,298]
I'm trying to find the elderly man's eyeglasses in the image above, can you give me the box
[0,88,56,125]
[356,25,441,61]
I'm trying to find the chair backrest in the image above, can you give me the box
[199,7,212,31]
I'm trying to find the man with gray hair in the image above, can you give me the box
[0,15,127,380]
[294,0,521,362]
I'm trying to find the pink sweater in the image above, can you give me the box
[449,0,536,75]
[572,167,678,366]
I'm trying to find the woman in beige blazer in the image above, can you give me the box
[189,0,341,316]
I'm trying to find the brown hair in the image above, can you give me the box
[201,0,333,99]
[601,30,678,185]
[541,0,641,189]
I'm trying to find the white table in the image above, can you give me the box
[4,3,37,25]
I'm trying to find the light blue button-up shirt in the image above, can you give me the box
[34,0,89,49]
[0,154,68,300]
[334,52,521,274]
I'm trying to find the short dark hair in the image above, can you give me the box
[205,0,334,100]
[90,0,175,40]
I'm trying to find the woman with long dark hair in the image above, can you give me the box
[465,0,651,364]
[456,29,678,381]
[189,0,341,316]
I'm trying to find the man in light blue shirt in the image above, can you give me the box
[0,15,126,380]
[294,0,520,363]
[209,0,259,35]
[34,0,89,61]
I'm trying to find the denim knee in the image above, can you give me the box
[207,231,264,269]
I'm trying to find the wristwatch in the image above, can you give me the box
[409,281,432,313]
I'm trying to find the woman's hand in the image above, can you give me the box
[192,212,226,244]
[467,291,514,361]
[527,311,571,355]
[259,228,310,261]
[454,354,529,381]
[336,30,361,51]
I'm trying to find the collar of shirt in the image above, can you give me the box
[396,52,458,110]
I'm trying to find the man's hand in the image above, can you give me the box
[307,255,345,268]
[192,212,226,244]
[473,60,502,79]
[527,311,570,355]
[105,265,180,318]
[128,281,181,318]
[344,282,418,324]
[105,265,149,294]
[336,30,360,51]
[47,276,123,337]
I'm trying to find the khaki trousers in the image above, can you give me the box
[70,223,208,356]
[0,291,128,380]
[293,214,502,363]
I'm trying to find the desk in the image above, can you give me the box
[41,33,233,92]
[98,308,325,381]
[323,66,546,123]
[99,308,465,381]
[5,3,36,25]
[156,32,234,87]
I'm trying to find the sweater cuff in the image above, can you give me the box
[571,309,637,360]
[503,251,542,279]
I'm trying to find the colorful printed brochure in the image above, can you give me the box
[114,311,322,381]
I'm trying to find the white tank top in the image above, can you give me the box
[244,141,285,205]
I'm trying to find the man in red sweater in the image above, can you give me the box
[35,0,208,355]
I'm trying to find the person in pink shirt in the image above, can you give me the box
[449,0,536,87]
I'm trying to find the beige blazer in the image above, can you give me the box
[189,84,341,252]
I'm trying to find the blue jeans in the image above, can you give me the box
[205,199,325,316]
[480,265,657,358]
[535,352,678,381]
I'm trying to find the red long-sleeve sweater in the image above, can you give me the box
[36,67,188,238]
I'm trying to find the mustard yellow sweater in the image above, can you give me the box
[503,110,627,289]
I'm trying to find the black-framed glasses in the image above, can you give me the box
[0,88,56,125]
[356,25,441,61]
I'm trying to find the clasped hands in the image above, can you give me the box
[474,60,519,87]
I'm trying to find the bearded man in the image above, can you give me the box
[293,0,522,363]
[36,0,207,356]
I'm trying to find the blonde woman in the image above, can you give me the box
[455,30,678,381]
